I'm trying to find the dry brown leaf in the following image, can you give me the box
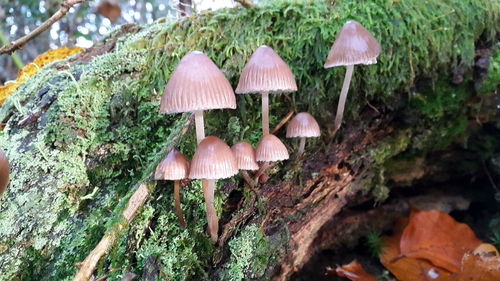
[97,0,121,22]
[330,260,378,281]
[449,251,500,281]
[380,217,451,281]
[473,243,500,256]
[399,208,482,272]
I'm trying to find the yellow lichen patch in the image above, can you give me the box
[0,46,83,105]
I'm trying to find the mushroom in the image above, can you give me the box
[154,149,190,227]
[189,136,237,243]
[254,134,289,181]
[236,45,297,136]
[286,112,320,156]
[160,50,236,144]
[0,149,9,194]
[231,141,259,187]
[324,20,380,133]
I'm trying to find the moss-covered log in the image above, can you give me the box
[0,0,498,280]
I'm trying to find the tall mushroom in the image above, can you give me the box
[189,136,237,243]
[160,51,236,144]
[236,45,297,136]
[154,149,190,227]
[231,141,259,187]
[286,112,320,156]
[0,149,9,194]
[254,134,289,181]
[324,20,381,133]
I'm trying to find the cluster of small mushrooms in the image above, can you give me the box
[0,21,379,244]
[155,20,380,243]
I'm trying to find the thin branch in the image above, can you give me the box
[0,0,89,55]
[271,109,295,135]
[0,31,23,68]
[234,0,254,8]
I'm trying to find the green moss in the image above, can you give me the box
[0,0,497,279]
[478,48,500,95]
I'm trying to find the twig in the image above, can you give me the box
[234,0,253,8]
[482,160,499,192]
[0,0,89,55]
[72,114,193,281]
[271,109,294,135]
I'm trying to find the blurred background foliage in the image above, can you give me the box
[0,0,264,84]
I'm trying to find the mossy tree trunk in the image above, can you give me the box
[0,1,498,280]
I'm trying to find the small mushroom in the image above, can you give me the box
[236,45,297,136]
[154,149,190,227]
[0,149,9,195]
[160,51,236,144]
[189,136,237,243]
[324,21,380,133]
[286,112,320,156]
[254,134,289,182]
[231,141,259,187]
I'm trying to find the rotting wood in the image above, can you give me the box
[258,109,392,280]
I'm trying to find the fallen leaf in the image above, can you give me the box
[473,243,500,256]
[449,250,500,281]
[380,217,451,281]
[399,208,482,272]
[329,260,378,281]
[97,0,121,23]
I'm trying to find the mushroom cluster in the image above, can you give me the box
[155,21,379,243]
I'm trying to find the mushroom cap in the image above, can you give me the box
[255,134,289,162]
[160,51,236,114]
[0,149,9,194]
[286,112,321,138]
[154,148,190,180]
[235,45,297,94]
[189,136,238,180]
[231,141,259,170]
[324,21,381,68]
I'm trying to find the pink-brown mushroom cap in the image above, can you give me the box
[189,136,238,179]
[231,141,259,170]
[286,112,321,138]
[154,149,190,181]
[324,21,381,68]
[0,149,9,194]
[236,45,297,94]
[255,134,289,162]
[160,51,236,113]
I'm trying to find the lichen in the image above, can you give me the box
[220,224,275,281]
[0,0,497,279]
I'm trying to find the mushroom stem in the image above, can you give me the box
[202,179,218,243]
[333,64,354,133]
[173,180,186,228]
[194,110,205,144]
[241,170,255,188]
[261,91,269,135]
[254,162,275,185]
[298,137,306,157]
